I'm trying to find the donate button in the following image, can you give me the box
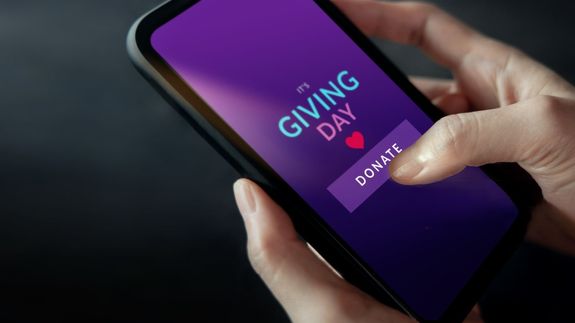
[327,120,421,213]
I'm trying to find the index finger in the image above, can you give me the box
[332,0,506,70]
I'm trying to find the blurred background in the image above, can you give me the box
[1,0,574,322]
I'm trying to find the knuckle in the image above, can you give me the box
[435,114,472,153]
[402,2,440,45]
[520,95,575,169]
[404,1,438,13]
[247,236,282,278]
[533,95,564,116]
[531,95,571,134]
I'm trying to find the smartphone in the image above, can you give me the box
[127,1,533,321]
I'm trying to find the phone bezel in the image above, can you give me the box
[127,1,535,321]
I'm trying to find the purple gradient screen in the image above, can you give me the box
[151,0,517,319]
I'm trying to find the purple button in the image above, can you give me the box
[327,120,421,213]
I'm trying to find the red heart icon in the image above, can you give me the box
[345,131,365,150]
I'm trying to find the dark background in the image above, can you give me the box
[1,0,574,322]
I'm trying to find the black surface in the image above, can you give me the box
[0,1,574,322]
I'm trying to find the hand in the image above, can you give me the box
[335,0,575,255]
[234,179,484,323]
[234,1,575,322]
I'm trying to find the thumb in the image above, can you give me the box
[390,96,560,185]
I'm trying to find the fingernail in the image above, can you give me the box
[392,159,424,181]
[233,180,256,218]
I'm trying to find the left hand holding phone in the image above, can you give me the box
[233,178,484,323]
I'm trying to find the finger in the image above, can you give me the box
[410,76,471,114]
[434,93,471,115]
[389,95,570,185]
[527,201,575,256]
[233,179,406,322]
[333,0,508,70]
[463,305,484,323]
[410,77,455,100]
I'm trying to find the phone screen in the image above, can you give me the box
[150,0,518,319]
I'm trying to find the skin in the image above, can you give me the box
[233,1,575,322]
